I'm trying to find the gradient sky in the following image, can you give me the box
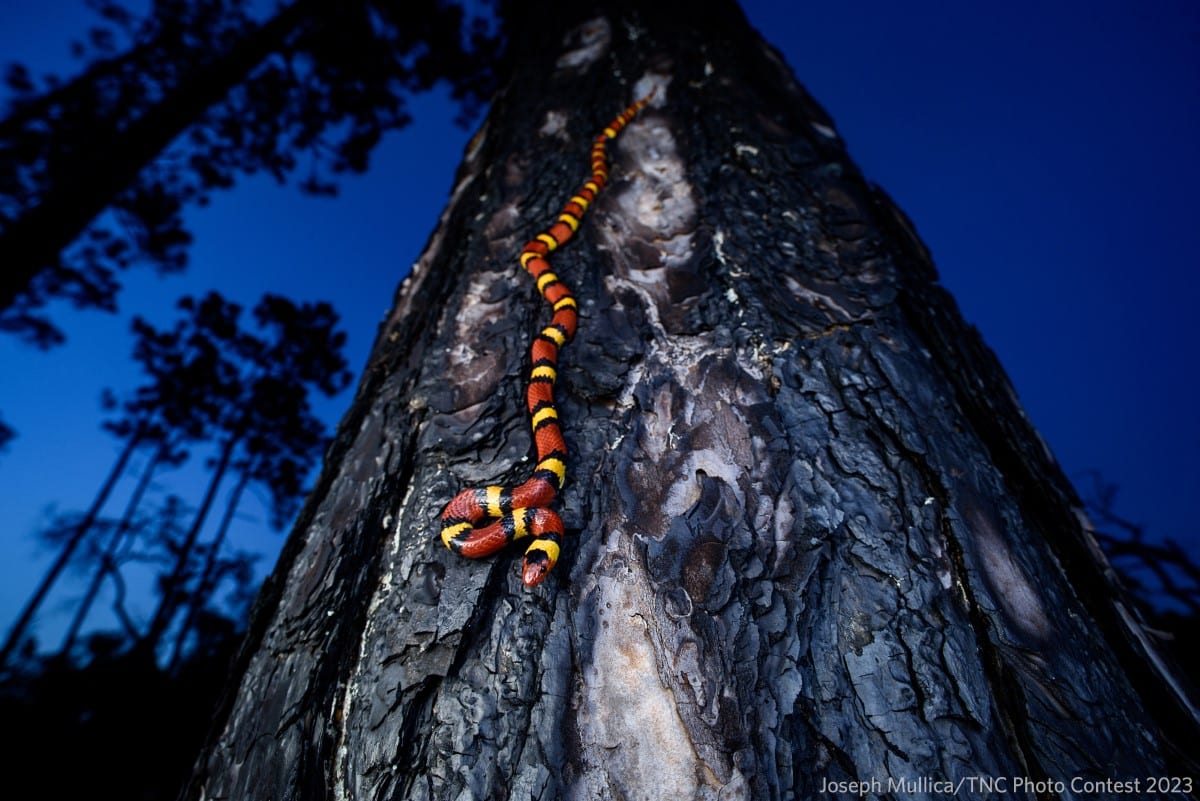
[1,0,1197,648]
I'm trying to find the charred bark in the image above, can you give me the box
[183,2,1197,799]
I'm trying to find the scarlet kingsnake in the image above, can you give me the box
[440,93,652,587]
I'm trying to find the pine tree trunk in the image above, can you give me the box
[183,2,1197,798]
[0,425,144,667]
[59,440,166,656]
[167,465,250,673]
[142,434,239,654]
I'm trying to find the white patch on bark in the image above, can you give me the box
[433,269,509,410]
[571,80,759,798]
[633,73,671,107]
[668,448,746,519]
[556,17,611,70]
[482,200,521,245]
[712,228,747,278]
[782,274,858,322]
[598,90,696,289]
[811,121,838,140]
[611,165,694,266]
[931,537,954,590]
[570,575,701,801]
[969,509,1052,641]
[593,89,697,329]
[538,109,569,141]
[447,271,507,369]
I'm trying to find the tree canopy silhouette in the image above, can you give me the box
[0,0,499,347]
[0,291,351,668]
[138,292,353,661]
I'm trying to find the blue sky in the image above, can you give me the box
[1,0,1197,648]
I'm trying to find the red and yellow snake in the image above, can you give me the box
[440,93,652,587]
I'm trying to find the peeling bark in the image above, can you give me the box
[183,2,1197,800]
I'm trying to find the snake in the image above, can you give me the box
[439,92,652,587]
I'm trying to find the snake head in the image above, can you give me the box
[521,547,557,587]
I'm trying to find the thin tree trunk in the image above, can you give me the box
[141,435,238,655]
[106,555,141,641]
[0,426,144,668]
[58,440,167,657]
[166,465,250,673]
[0,0,314,312]
[184,2,1197,799]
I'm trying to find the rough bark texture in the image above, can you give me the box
[184,2,1197,799]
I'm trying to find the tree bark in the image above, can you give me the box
[184,2,1197,799]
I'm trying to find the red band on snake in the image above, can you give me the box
[440,92,653,587]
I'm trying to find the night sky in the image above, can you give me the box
[1,0,1197,648]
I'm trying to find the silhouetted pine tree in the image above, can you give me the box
[0,294,240,667]
[163,470,251,672]
[58,440,175,656]
[0,418,155,667]
[165,388,325,670]
[139,294,350,659]
[0,0,498,346]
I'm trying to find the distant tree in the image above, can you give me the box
[58,495,196,652]
[166,509,261,672]
[138,293,351,660]
[0,293,240,668]
[0,0,499,346]
[57,445,180,656]
[3,290,351,669]
[0,418,155,668]
[164,397,322,670]
[1083,473,1199,680]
